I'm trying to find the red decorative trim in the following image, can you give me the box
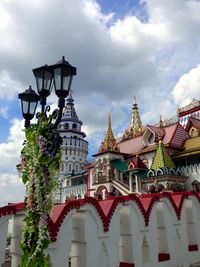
[179,106,200,117]
[47,200,80,241]
[119,262,135,267]
[82,196,124,232]
[162,192,189,220]
[188,244,198,252]
[158,253,170,262]
[129,194,159,226]
[0,205,16,217]
[10,192,200,242]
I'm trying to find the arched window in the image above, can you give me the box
[72,123,77,130]
[64,123,69,129]
[74,136,77,145]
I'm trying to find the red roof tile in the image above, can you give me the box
[118,135,144,154]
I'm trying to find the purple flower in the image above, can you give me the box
[36,136,50,156]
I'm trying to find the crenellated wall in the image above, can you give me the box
[2,192,200,267]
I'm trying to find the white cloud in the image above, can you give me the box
[0,119,25,205]
[0,105,8,119]
[1,0,200,203]
[0,70,23,100]
[172,65,200,106]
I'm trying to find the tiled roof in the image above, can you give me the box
[184,136,200,150]
[111,159,128,171]
[186,117,200,131]
[151,141,176,170]
[170,124,189,148]
[162,123,178,144]
[147,125,164,140]
[118,135,144,154]
[129,156,148,170]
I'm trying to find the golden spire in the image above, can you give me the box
[99,113,119,153]
[159,114,164,128]
[123,96,144,140]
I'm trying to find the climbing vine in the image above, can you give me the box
[17,112,62,267]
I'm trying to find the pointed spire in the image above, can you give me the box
[151,140,176,170]
[99,113,119,153]
[159,115,164,128]
[123,96,144,140]
[62,92,78,119]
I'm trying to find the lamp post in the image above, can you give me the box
[17,57,76,266]
[18,56,76,129]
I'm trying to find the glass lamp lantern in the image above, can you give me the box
[32,65,53,97]
[32,65,53,111]
[49,56,76,98]
[18,86,40,127]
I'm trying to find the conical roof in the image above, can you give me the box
[62,92,79,120]
[99,113,119,153]
[151,140,175,170]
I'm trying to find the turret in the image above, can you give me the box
[58,93,88,175]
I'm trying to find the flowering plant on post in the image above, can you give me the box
[17,112,62,267]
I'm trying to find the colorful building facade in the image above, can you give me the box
[88,98,200,199]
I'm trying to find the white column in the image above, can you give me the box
[129,172,133,193]
[10,211,24,267]
[0,216,10,267]
[135,175,139,192]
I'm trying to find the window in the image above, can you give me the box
[69,164,71,172]
[64,123,69,129]
[72,123,77,130]
[148,133,154,144]
[74,136,77,145]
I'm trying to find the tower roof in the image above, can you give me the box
[99,113,119,153]
[123,96,144,140]
[151,140,176,170]
[62,92,80,122]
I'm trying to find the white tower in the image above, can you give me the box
[59,93,88,175]
[56,93,88,202]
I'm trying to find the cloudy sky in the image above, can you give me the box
[0,0,200,205]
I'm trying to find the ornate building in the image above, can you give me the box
[88,98,200,199]
[55,93,88,202]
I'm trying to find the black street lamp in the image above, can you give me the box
[18,86,40,128]
[18,56,76,129]
[17,57,76,265]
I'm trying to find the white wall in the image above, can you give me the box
[8,193,200,267]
